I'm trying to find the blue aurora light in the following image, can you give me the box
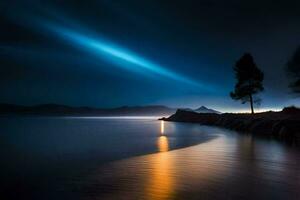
[45,24,217,92]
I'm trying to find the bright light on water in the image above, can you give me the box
[160,121,165,135]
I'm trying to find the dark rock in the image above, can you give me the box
[282,106,300,115]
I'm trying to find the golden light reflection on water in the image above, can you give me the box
[158,136,169,152]
[146,135,173,200]
[90,128,234,200]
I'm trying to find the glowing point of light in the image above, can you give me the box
[160,120,165,135]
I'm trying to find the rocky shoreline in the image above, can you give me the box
[161,107,300,145]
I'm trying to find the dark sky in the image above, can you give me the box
[1,0,300,112]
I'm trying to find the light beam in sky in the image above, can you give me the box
[43,24,217,92]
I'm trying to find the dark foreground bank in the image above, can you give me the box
[162,106,300,145]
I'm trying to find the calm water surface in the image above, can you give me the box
[1,117,300,200]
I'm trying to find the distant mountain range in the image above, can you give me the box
[180,106,221,114]
[0,104,221,116]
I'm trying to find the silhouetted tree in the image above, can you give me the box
[230,53,264,114]
[286,46,300,94]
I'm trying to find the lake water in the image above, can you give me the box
[1,117,300,200]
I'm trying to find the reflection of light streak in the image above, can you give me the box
[92,135,232,199]
[147,136,229,200]
[158,136,169,152]
[160,121,165,135]
[146,135,172,200]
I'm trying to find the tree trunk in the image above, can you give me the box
[249,94,254,114]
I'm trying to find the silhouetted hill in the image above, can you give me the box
[194,106,221,114]
[0,104,176,116]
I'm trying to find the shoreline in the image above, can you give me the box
[161,107,300,146]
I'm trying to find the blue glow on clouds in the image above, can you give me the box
[45,24,217,92]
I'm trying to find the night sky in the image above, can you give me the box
[1,0,300,112]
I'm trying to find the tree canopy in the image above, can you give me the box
[230,53,264,114]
